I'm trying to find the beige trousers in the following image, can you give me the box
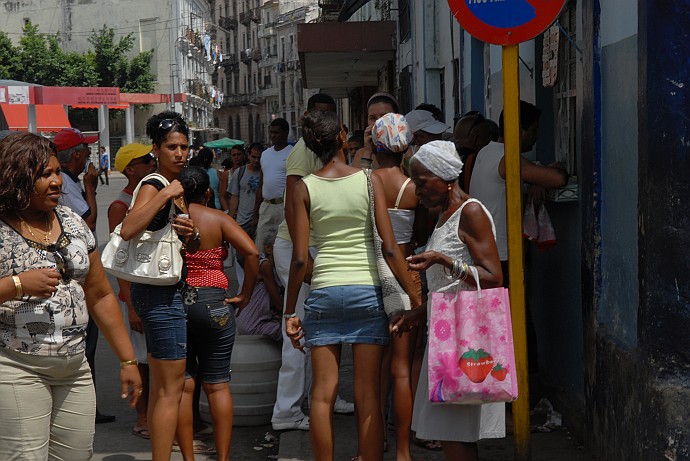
[0,347,96,461]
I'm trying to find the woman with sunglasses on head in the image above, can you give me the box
[120,111,198,461]
[176,166,259,461]
[0,132,142,460]
[108,143,157,440]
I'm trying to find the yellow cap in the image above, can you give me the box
[115,143,153,172]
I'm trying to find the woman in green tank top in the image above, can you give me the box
[282,110,422,461]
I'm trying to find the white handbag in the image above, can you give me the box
[101,173,184,286]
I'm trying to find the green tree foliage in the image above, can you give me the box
[88,25,156,93]
[1,22,154,92]
[0,33,17,79]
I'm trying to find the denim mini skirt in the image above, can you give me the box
[302,285,389,348]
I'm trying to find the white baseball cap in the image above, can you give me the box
[404,110,449,135]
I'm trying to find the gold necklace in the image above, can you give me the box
[18,213,52,245]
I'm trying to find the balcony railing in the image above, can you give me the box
[240,9,259,26]
[251,48,262,61]
[219,16,237,30]
[219,54,239,72]
[221,94,250,107]
[259,84,279,98]
[259,53,279,68]
[258,23,275,39]
[319,0,345,9]
[240,50,253,63]
[318,0,345,21]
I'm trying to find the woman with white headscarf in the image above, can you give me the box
[391,140,505,461]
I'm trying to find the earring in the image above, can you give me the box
[447,183,453,191]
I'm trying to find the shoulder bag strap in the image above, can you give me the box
[364,169,379,238]
[128,173,181,219]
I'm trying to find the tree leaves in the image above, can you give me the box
[1,21,154,92]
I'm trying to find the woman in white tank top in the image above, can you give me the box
[371,113,429,459]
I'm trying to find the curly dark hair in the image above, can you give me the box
[145,111,189,146]
[0,133,56,215]
[179,166,210,204]
[301,111,342,164]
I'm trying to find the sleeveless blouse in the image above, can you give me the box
[425,198,496,294]
[185,246,229,289]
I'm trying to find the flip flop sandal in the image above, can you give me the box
[413,438,443,451]
[172,440,217,455]
[131,427,150,439]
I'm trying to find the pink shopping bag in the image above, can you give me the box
[428,268,518,404]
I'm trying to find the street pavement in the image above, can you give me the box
[90,172,595,460]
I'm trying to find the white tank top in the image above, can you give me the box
[387,177,415,244]
[468,141,508,260]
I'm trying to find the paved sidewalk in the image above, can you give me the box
[91,174,595,461]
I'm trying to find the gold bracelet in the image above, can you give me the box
[120,359,138,369]
[12,275,22,298]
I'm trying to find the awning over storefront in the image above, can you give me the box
[0,104,71,132]
[297,21,396,98]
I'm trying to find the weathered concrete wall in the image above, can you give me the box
[636,0,690,457]
[580,1,690,459]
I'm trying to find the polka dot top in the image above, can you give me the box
[185,246,229,289]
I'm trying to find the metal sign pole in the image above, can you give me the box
[502,43,531,461]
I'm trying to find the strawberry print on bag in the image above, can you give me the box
[428,280,518,404]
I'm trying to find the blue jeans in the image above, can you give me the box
[185,287,235,383]
[131,283,187,360]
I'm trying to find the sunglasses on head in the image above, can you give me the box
[158,119,189,133]
[47,244,72,282]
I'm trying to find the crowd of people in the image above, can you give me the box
[0,91,568,461]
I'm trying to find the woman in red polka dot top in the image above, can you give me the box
[177,166,259,461]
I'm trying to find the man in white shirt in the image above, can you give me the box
[253,118,292,251]
[469,100,568,283]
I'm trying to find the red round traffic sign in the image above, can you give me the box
[448,0,567,45]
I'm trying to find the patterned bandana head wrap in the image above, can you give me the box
[411,140,464,181]
[372,113,411,153]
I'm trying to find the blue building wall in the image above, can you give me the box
[598,31,639,347]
